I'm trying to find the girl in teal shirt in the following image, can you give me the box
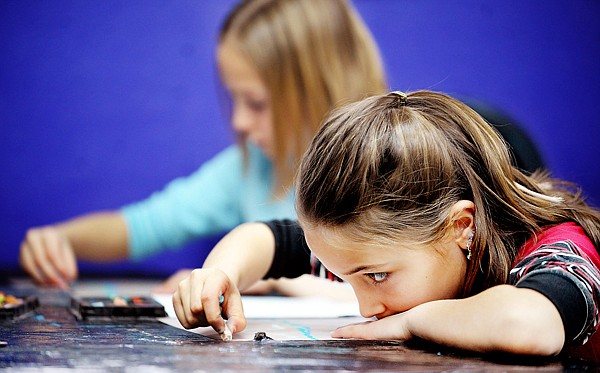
[19,0,387,288]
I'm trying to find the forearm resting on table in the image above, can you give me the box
[202,222,275,292]
[407,285,565,356]
[58,211,129,261]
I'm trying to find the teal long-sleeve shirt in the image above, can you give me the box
[121,144,296,260]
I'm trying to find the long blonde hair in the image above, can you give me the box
[220,0,387,192]
[296,90,600,296]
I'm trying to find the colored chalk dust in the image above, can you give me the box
[0,292,39,320]
[70,296,167,320]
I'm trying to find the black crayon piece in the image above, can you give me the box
[253,332,273,341]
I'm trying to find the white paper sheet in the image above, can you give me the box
[159,315,368,341]
[153,294,361,319]
[153,294,366,341]
[69,280,366,341]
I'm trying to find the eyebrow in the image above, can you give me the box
[343,264,382,277]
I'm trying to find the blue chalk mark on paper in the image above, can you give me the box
[283,320,317,340]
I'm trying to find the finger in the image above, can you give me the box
[34,229,69,288]
[200,284,226,334]
[172,290,191,328]
[62,242,78,283]
[173,281,203,328]
[222,291,246,334]
[180,279,206,328]
[24,230,64,287]
[331,320,375,339]
[186,269,227,331]
[19,243,46,285]
[172,289,189,328]
[43,228,76,284]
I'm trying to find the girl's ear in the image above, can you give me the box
[450,200,476,251]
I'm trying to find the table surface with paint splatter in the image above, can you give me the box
[0,278,596,371]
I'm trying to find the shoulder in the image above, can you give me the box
[510,223,600,347]
[515,222,600,269]
[206,143,272,173]
[205,144,244,165]
[187,143,271,181]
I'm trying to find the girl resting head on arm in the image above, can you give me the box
[295,90,600,358]
[174,89,600,359]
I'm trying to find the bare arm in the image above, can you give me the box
[56,211,129,260]
[20,211,129,287]
[333,284,565,356]
[202,222,275,291]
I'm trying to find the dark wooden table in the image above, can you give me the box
[0,278,596,372]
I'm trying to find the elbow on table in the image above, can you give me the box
[489,306,565,356]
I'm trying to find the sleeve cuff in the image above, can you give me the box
[516,271,587,343]
[263,219,311,280]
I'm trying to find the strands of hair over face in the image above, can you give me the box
[296,90,600,296]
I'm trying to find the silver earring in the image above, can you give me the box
[466,229,475,260]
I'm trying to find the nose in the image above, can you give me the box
[355,291,387,320]
[231,103,253,136]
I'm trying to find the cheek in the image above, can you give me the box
[384,281,429,312]
[381,272,458,313]
[262,115,274,137]
[407,266,464,304]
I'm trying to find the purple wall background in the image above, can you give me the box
[1,1,599,278]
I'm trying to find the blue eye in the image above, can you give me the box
[367,272,388,283]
